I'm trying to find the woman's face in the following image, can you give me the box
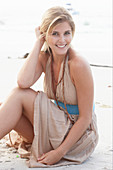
[47,21,73,56]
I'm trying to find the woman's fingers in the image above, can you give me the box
[37,153,46,161]
[37,150,62,165]
[35,26,45,46]
[35,26,40,38]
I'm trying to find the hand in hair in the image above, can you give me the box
[37,149,63,165]
[35,26,45,47]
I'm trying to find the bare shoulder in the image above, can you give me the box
[68,48,92,82]
[39,51,50,73]
[69,48,90,70]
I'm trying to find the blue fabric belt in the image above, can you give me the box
[54,101,95,115]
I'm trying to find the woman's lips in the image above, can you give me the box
[56,44,67,48]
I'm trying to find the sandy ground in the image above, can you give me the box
[0,59,112,170]
[0,0,112,169]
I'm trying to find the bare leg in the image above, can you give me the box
[0,87,38,142]
[14,114,34,143]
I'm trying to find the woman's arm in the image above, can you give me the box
[17,27,45,88]
[38,54,94,165]
[56,55,94,155]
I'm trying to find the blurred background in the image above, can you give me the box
[0,0,112,65]
[0,1,112,169]
[0,0,112,103]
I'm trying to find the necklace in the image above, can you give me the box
[51,53,67,88]
[50,52,74,124]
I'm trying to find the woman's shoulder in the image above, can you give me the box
[39,51,49,60]
[68,48,90,73]
[39,51,50,73]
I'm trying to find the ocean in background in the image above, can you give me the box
[0,0,112,66]
[0,2,112,169]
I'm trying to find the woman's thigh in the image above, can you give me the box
[12,87,38,125]
[0,87,38,140]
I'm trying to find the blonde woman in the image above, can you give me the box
[0,6,98,167]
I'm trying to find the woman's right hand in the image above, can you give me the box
[35,26,45,47]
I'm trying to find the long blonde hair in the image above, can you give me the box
[40,7,75,123]
[40,6,75,54]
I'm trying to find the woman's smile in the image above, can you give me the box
[55,44,67,48]
[47,22,72,56]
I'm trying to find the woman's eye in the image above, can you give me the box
[52,32,58,36]
[65,31,70,35]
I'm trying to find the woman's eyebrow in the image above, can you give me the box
[65,30,71,32]
[52,30,58,32]
[52,29,71,32]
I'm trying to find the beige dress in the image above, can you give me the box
[27,56,99,168]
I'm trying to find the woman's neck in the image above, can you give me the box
[52,53,67,66]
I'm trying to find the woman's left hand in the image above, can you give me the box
[35,26,45,47]
[37,149,63,165]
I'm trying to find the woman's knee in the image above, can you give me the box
[11,86,24,93]
[11,87,34,97]
[10,86,37,107]
[11,86,36,112]
[9,87,25,99]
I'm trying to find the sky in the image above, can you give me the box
[0,0,112,17]
[0,0,112,64]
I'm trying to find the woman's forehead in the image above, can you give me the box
[51,21,71,31]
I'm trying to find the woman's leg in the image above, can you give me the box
[13,114,34,143]
[0,87,37,142]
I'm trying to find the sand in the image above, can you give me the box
[0,1,112,168]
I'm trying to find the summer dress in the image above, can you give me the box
[27,55,99,168]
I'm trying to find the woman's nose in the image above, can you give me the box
[59,35,65,43]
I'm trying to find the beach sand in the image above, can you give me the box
[0,0,112,169]
[0,58,112,170]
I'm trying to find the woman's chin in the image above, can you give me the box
[53,48,69,56]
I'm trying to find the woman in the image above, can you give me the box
[0,6,98,167]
